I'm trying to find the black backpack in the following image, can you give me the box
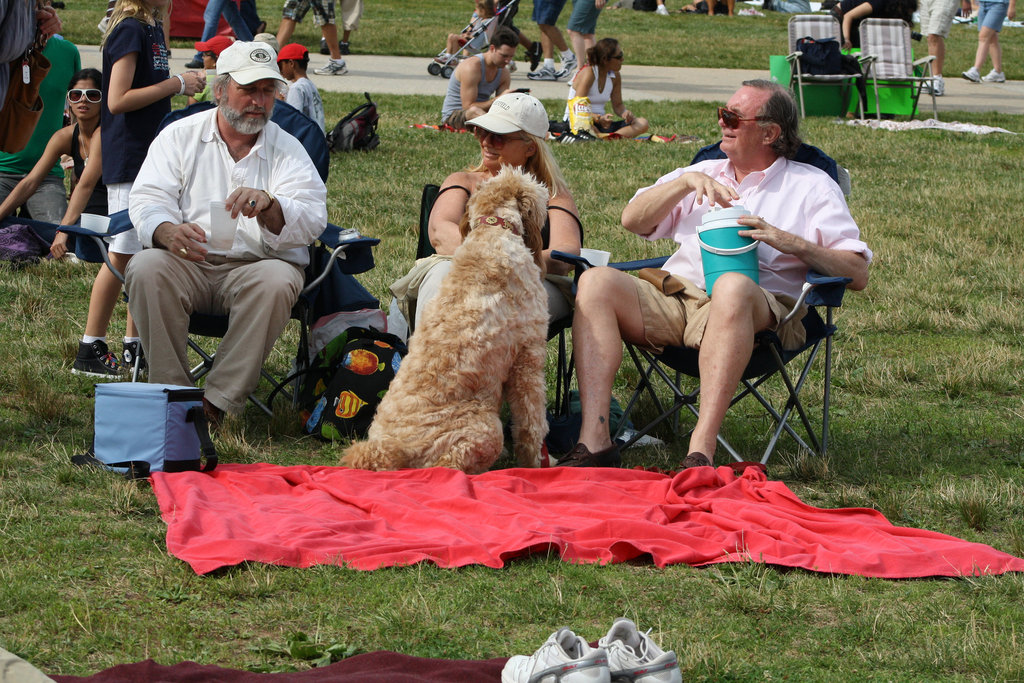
[327,92,380,152]
[796,36,843,75]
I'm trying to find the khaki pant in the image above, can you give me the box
[125,250,304,414]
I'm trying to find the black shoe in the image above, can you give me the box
[558,442,622,468]
[72,340,122,378]
[185,57,204,69]
[320,37,329,55]
[122,340,147,376]
[681,452,712,469]
[558,129,598,144]
[527,41,542,72]
[339,41,350,55]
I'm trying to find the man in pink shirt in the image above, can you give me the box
[562,80,872,470]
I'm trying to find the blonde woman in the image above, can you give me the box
[68,0,204,377]
[396,93,582,332]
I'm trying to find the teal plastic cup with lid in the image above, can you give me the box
[697,204,759,296]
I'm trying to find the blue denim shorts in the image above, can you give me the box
[532,0,568,25]
[977,0,1008,31]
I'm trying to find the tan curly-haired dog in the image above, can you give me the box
[342,167,550,473]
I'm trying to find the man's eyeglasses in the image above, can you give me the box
[67,88,102,103]
[717,106,768,130]
[472,127,530,148]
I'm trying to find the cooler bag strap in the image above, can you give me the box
[163,406,218,472]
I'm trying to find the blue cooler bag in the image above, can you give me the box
[92,383,218,477]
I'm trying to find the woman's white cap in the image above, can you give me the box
[216,41,287,85]
[467,92,549,138]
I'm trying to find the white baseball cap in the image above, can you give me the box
[467,92,549,139]
[216,41,287,85]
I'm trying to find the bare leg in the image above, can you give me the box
[926,34,945,75]
[538,23,569,52]
[612,116,650,138]
[573,267,648,452]
[83,252,136,338]
[973,26,997,70]
[276,17,297,46]
[321,23,341,60]
[687,273,774,460]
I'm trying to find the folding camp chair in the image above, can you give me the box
[415,183,576,418]
[858,18,938,120]
[587,144,854,465]
[786,14,865,119]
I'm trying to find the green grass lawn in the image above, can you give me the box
[3,3,1024,681]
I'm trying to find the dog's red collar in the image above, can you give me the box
[474,215,518,235]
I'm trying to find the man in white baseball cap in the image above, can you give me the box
[125,41,327,425]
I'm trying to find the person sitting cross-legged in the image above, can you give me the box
[125,41,327,426]
[440,27,517,130]
[562,80,872,469]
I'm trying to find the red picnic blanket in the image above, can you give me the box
[150,464,1024,578]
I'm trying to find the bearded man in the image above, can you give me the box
[125,41,327,424]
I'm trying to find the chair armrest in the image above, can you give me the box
[804,270,851,308]
[316,223,379,275]
[912,55,936,66]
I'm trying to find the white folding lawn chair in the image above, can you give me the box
[858,18,938,120]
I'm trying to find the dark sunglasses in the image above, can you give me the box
[717,106,768,130]
[202,51,217,58]
[67,88,102,103]
[611,52,624,60]
[472,127,529,148]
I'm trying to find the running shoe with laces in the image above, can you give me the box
[599,619,682,683]
[528,64,561,81]
[923,74,944,96]
[72,340,122,378]
[982,70,1006,83]
[314,59,349,75]
[961,66,981,83]
[502,628,610,683]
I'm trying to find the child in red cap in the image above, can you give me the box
[189,35,234,105]
[277,43,326,133]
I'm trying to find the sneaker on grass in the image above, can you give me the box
[982,70,1005,83]
[122,340,147,375]
[72,340,122,378]
[599,619,682,683]
[502,628,610,683]
[314,59,348,75]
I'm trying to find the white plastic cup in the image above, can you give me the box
[207,200,237,251]
[579,248,611,267]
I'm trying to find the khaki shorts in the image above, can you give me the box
[631,269,807,353]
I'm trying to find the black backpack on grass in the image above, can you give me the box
[327,92,380,152]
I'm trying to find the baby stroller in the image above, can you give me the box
[427,0,520,78]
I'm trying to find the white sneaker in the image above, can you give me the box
[562,53,578,75]
[982,70,1006,83]
[924,75,944,96]
[656,4,670,14]
[528,65,560,81]
[599,619,682,683]
[961,66,980,83]
[314,59,348,75]
[97,15,110,32]
[502,628,610,683]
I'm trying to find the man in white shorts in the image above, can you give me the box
[919,0,960,95]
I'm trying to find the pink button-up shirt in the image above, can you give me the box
[633,156,872,299]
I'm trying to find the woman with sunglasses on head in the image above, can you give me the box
[0,69,108,260]
[566,38,648,139]
[396,92,582,332]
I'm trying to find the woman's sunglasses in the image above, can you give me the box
[611,52,624,60]
[67,88,102,103]
[717,106,768,130]
[472,127,529,148]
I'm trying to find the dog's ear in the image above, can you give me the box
[458,212,471,240]
[517,177,548,274]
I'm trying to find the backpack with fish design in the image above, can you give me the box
[302,326,406,440]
